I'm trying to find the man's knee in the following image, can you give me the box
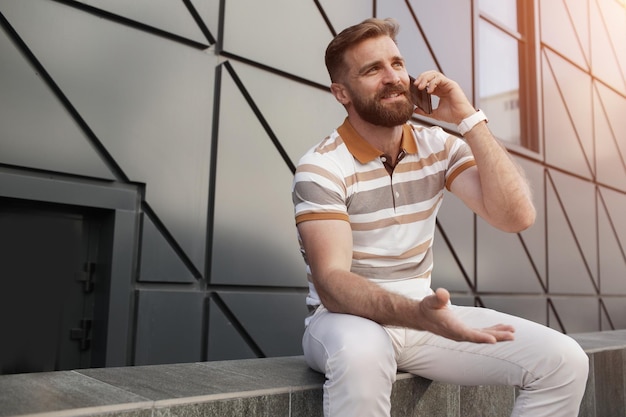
[327,319,395,374]
[534,333,589,390]
[326,328,396,409]
[308,312,397,383]
[562,337,589,385]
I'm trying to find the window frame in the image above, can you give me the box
[476,0,539,152]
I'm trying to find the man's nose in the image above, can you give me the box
[381,66,402,84]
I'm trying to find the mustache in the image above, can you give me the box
[377,85,409,99]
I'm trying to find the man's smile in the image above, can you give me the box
[378,86,409,102]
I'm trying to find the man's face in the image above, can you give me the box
[341,36,414,127]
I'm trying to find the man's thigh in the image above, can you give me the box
[395,305,578,387]
[302,306,396,374]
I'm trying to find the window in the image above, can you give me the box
[478,0,538,151]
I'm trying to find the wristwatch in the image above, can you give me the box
[458,109,488,136]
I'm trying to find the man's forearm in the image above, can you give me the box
[463,121,536,232]
[315,269,421,327]
[314,271,515,343]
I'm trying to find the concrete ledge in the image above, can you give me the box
[0,330,625,417]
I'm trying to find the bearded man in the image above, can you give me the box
[291,17,588,417]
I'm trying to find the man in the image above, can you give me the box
[292,18,588,417]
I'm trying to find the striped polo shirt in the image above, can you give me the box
[292,118,475,309]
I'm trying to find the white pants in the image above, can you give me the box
[302,304,589,417]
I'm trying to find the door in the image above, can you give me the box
[0,197,106,374]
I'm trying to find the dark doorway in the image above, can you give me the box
[0,197,112,374]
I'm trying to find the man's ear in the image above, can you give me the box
[330,83,350,105]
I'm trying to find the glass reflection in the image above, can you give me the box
[479,0,518,29]
[479,20,521,145]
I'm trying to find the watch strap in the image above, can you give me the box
[458,109,488,136]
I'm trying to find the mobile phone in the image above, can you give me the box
[409,76,432,114]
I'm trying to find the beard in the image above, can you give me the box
[350,84,415,127]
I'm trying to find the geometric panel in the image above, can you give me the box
[550,297,599,333]
[450,295,476,307]
[595,82,626,192]
[230,60,345,167]
[436,190,476,287]
[481,296,547,326]
[598,186,626,255]
[590,0,626,94]
[318,0,373,37]
[218,291,308,357]
[378,1,439,80]
[207,299,257,361]
[594,82,626,191]
[222,0,331,84]
[547,301,565,333]
[603,298,626,330]
[432,226,473,293]
[546,170,598,294]
[596,77,626,158]
[138,215,196,283]
[210,68,308,287]
[594,0,626,93]
[189,0,221,42]
[517,158,547,285]
[598,188,626,294]
[595,0,626,93]
[541,0,589,69]
[134,290,204,366]
[405,0,474,99]
[563,0,592,68]
[600,302,613,331]
[433,191,475,293]
[542,50,593,178]
[548,170,598,285]
[548,55,594,171]
[0,14,114,180]
[74,0,210,45]
[476,218,543,293]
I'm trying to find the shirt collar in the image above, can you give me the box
[336,118,418,164]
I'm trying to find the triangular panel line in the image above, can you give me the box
[0,11,127,182]
[223,61,296,173]
[210,292,266,358]
[546,171,599,294]
[543,49,595,177]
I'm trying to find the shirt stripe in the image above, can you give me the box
[293,118,475,306]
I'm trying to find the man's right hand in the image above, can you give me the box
[417,288,516,344]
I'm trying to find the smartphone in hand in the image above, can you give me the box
[409,76,432,114]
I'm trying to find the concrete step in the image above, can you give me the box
[0,330,624,417]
